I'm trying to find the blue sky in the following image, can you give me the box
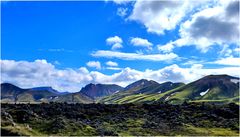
[1,1,240,92]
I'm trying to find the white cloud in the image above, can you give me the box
[128,0,239,53]
[1,60,239,92]
[106,67,122,70]
[130,37,153,49]
[86,61,101,69]
[111,0,131,5]
[165,0,239,52]
[157,43,174,53]
[117,7,128,17]
[0,60,92,92]
[111,43,123,50]
[91,50,178,61]
[78,67,89,74]
[111,64,240,85]
[106,36,122,44]
[106,61,118,67]
[212,57,240,66]
[106,36,123,50]
[128,1,210,35]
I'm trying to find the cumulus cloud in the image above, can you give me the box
[128,0,209,35]
[130,37,153,49]
[161,0,239,52]
[111,43,123,50]
[1,59,239,92]
[157,43,174,53]
[106,36,122,44]
[106,36,123,50]
[1,60,92,92]
[128,0,239,53]
[86,61,101,69]
[91,50,178,61]
[106,61,118,67]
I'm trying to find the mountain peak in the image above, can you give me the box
[203,74,239,79]
[124,79,159,91]
[1,83,21,88]
[79,83,123,99]
[1,83,24,94]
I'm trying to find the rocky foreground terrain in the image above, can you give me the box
[1,102,239,136]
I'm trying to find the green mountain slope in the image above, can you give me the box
[52,93,93,103]
[158,75,240,104]
[99,80,184,104]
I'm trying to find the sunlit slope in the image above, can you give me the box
[99,80,184,104]
[100,75,239,104]
[52,93,94,104]
[159,75,239,104]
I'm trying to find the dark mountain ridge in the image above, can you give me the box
[79,83,123,99]
[30,87,69,95]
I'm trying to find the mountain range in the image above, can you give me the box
[1,74,239,104]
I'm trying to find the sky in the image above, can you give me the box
[1,0,240,92]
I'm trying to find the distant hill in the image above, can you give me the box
[1,83,61,103]
[0,83,92,103]
[1,83,25,99]
[1,83,26,103]
[79,83,123,99]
